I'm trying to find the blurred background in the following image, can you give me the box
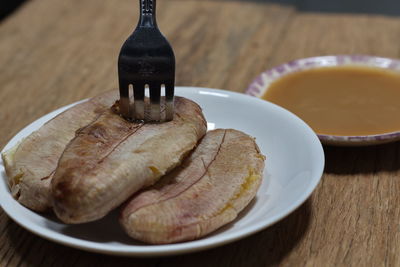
[4,0,400,20]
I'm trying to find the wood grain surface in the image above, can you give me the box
[1,0,400,266]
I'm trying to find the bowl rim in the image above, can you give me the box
[245,54,400,146]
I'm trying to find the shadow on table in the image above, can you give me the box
[155,199,312,267]
[4,198,311,266]
[324,141,400,175]
[231,0,400,17]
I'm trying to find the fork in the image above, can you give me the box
[118,0,175,122]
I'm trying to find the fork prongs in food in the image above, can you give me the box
[119,79,131,119]
[119,81,174,122]
[133,83,145,121]
[149,83,161,121]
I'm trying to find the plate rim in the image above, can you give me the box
[0,86,324,256]
[245,54,400,146]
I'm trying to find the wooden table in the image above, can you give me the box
[1,0,400,266]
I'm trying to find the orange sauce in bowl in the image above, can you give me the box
[263,66,400,136]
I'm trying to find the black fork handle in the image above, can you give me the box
[139,0,157,27]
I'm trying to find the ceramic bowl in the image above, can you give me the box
[246,55,400,146]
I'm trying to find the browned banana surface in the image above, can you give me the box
[1,90,118,212]
[120,129,265,244]
[51,97,207,224]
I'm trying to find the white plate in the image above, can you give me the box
[0,87,324,257]
[246,55,400,146]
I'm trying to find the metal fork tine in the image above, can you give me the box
[149,83,161,121]
[165,82,174,121]
[133,84,145,120]
[119,80,130,119]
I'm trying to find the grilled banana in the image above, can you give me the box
[51,97,207,224]
[120,129,265,244]
[1,90,118,211]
